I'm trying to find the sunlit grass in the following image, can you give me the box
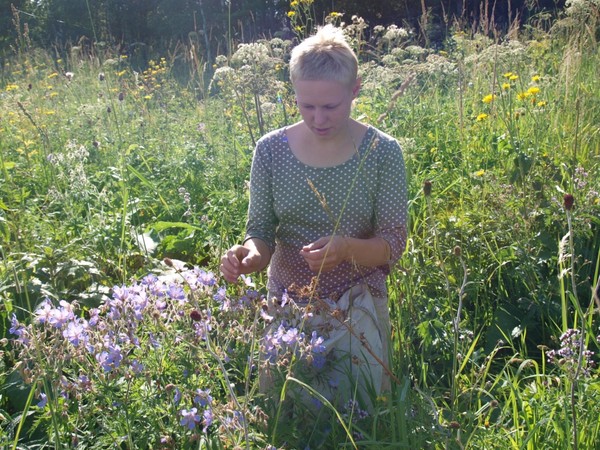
[1,4,599,449]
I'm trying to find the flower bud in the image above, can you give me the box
[563,194,574,211]
[423,180,432,196]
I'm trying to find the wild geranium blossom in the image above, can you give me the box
[180,407,201,430]
[10,264,259,443]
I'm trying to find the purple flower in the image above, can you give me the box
[281,327,302,346]
[37,393,48,408]
[196,269,216,287]
[130,359,144,374]
[202,408,214,432]
[9,314,30,345]
[96,345,123,372]
[194,388,213,408]
[112,285,131,302]
[148,332,161,348]
[180,408,201,430]
[48,301,75,329]
[167,284,186,302]
[141,274,158,286]
[34,299,54,324]
[88,308,100,327]
[213,286,227,303]
[63,319,89,346]
[173,388,182,405]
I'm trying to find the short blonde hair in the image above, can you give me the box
[289,25,358,87]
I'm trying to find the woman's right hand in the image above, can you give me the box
[219,242,268,283]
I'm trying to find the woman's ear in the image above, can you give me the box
[352,78,361,98]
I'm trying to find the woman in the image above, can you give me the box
[220,24,408,405]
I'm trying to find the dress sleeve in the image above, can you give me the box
[374,137,408,268]
[243,139,278,253]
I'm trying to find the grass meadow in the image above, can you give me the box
[1,2,600,449]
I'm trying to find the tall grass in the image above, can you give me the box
[1,2,599,448]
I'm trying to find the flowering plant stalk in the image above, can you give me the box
[8,261,264,448]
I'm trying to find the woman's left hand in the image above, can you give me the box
[300,236,349,272]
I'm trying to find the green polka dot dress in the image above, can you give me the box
[244,125,408,300]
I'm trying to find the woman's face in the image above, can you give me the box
[294,78,360,140]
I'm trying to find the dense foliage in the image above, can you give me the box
[1,0,599,448]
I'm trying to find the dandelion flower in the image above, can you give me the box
[501,83,511,90]
[287,11,296,17]
[531,75,541,82]
[482,94,496,104]
[527,86,540,95]
[476,113,488,121]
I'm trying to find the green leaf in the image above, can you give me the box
[150,221,202,233]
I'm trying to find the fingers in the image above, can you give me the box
[300,236,349,272]
[219,246,248,283]
[300,240,335,272]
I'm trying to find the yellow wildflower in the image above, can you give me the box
[49,92,58,98]
[503,72,514,78]
[474,169,485,177]
[531,75,541,82]
[287,11,296,17]
[527,86,540,95]
[291,0,298,6]
[5,84,19,92]
[537,100,547,107]
[144,95,152,100]
[501,83,511,90]
[482,94,496,104]
[476,113,488,121]
[517,91,531,101]
[509,74,519,81]
[117,70,127,77]
[48,72,58,79]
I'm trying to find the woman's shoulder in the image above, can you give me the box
[256,126,288,148]
[367,125,401,149]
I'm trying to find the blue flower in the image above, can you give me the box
[96,345,123,372]
[180,407,201,430]
[194,388,213,408]
[173,388,182,405]
[9,314,30,345]
[167,284,186,302]
[202,408,214,432]
[37,392,48,408]
[63,319,89,346]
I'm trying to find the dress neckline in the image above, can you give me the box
[281,125,373,170]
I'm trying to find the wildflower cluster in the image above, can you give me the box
[287,0,315,39]
[9,264,260,446]
[547,329,598,379]
[46,139,94,200]
[260,292,328,373]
